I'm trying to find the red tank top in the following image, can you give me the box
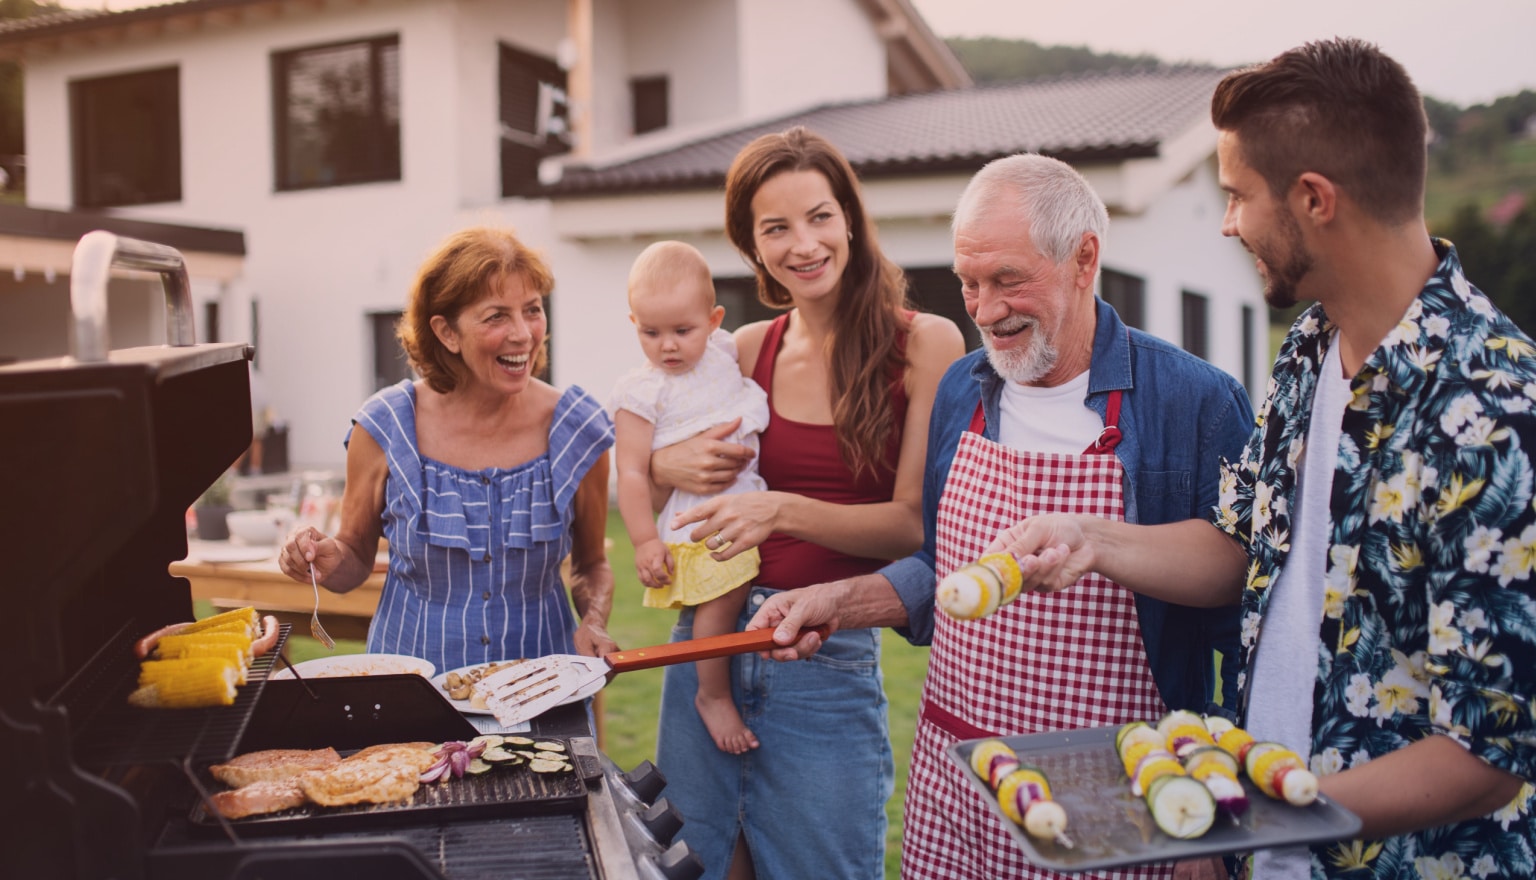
[751,312,908,589]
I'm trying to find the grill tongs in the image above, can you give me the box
[475,626,828,727]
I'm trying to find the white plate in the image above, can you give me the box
[271,653,436,680]
[431,659,605,716]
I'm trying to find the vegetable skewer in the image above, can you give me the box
[969,738,1073,847]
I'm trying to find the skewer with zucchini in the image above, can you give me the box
[968,739,1073,847]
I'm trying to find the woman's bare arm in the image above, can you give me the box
[278,426,386,592]
[567,451,618,656]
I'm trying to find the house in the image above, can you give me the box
[541,66,1267,411]
[0,0,1262,472]
[0,0,966,467]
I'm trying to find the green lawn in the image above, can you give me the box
[254,508,927,879]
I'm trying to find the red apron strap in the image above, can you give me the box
[1084,389,1124,455]
[967,400,986,434]
[970,391,1124,453]
[921,698,996,741]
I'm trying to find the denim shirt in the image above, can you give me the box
[884,298,1255,711]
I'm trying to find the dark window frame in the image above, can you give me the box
[272,34,401,192]
[499,42,570,198]
[1100,267,1146,330]
[1181,289,1210,361]
[630,75,669,135]
[370,310,412,392]
[70,66,182,208]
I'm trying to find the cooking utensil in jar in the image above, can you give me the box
[308,564,336,650]
[475,626,829,726]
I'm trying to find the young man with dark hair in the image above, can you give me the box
[756,37,1536,880]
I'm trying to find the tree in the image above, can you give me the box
[1437,199,1536,335]
[0,0,64,158]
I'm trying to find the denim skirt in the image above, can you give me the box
[655,585,894,880]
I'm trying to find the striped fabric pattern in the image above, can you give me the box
[349,380,614,674]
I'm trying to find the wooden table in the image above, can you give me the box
[170,544,385,643]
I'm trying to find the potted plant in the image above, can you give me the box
[194,470,235,541]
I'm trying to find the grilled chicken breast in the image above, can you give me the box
[209,747,342,788]
[299,760,420,807]
[207,778,307,819]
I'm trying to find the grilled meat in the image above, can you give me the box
[209,748,341,788]
[207,778,307,819]
[347,742,439,774]
[299,759,420,807]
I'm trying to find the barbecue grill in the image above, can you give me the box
[0,232,702,880]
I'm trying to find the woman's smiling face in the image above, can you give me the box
[431,271,546,395]
[749,169,850,306]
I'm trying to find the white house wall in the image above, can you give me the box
[22,0,496,467]
[620,0,740,132]
[737,0,885,119]
[1098,157,1265,394]
[540,158,1263,433]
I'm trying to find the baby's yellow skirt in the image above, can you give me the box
[642,541,761,610]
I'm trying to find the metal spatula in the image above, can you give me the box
[474,626,829,727]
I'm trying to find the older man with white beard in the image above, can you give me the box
[747,153,1255,880]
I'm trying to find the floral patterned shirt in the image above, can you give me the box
[1213,242,1536,879]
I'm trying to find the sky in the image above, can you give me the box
[909,0,1536,108]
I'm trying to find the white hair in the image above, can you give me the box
[952,154,1109,264]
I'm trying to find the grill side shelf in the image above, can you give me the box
[55,620,292,768]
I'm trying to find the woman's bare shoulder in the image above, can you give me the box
[732,319,775,373]
[905,312,966,369]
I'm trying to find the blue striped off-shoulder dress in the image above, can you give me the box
[348,380,614,675]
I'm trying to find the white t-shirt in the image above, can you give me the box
[1248,337,1351,880]
[997,370,1102,453]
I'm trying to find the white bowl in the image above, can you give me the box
[225,509,288,545]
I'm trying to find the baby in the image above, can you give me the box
[611,241,770,754]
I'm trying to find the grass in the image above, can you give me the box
[220,508,926,878]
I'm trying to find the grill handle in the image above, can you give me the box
[70,230,196,362]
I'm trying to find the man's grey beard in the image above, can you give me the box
[980,319,1058,385]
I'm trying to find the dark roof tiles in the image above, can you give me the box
[549,66,1228,196]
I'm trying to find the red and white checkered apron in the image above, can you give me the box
[902,393,1172,880]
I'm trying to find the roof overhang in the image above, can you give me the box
[851,0,971,93]
[0,203,245,282]
[0,0,409,61]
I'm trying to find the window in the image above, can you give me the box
[631,76,669,135]
[713,277,779,334]
[274,35,400,191]
[70,67,181,208]
[905,266,981,351]
[1100,268,1145,330]
[203,301,220,344]
[1182,290,1210,360]
[370,311,413,391]
[500,43,571,197]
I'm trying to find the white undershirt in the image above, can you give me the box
[1248,338,1351,880]
[997,370,1102,453]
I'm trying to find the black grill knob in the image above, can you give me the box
[639,797,684,846]
[653,841,705,880]
[624,759,667,803]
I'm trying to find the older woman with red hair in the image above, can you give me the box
[279,226,617,674]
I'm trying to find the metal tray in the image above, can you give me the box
[946,725,1362,873]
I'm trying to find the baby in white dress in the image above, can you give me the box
[611,241,769,754]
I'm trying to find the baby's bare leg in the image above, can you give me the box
[693,583,757,754]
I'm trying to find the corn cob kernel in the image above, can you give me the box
[181,606,258,637]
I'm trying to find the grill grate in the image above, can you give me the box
[54,619,292,768]
[189,739,587,835]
